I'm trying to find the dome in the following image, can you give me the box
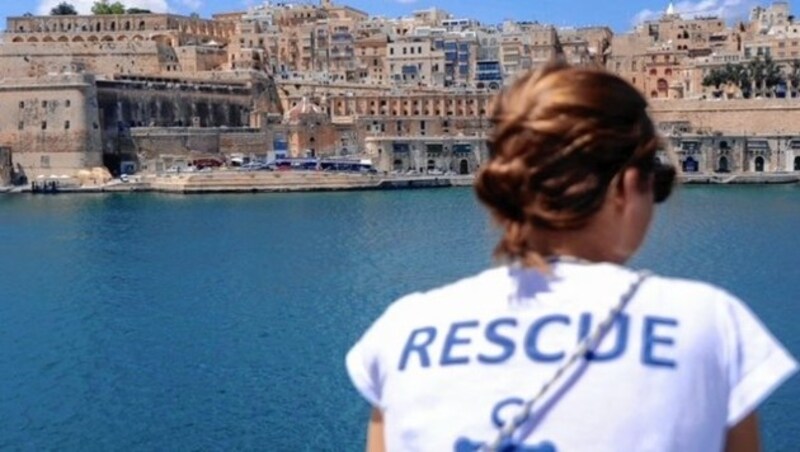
[284,96,323,123]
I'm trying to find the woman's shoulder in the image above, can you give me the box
[379,267,514,319]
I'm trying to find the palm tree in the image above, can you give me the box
[747,56,766,97]
[788,60,800,98]
[744,55,783,97]
[702,67,727,98]
[762,55,783,97]
[723,63,750,98]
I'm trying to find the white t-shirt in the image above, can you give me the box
[346,262,798,452]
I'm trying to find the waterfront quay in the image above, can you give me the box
[2,170,476,195]
[3,169,799,196]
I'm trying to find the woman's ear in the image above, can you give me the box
[618,167,652,205]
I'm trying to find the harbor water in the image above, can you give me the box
[0,186,798,450]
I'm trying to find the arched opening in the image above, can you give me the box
[651,90,659,98]
[110,22,116,31]
[43,36,55,42]
[132,35,144,41]
[125,21,131,31]
[649,68,657,76]
[27,37,38,42]
[717,156,730,173]
[118,36,127,41]
[427,159,436,171]
[755,156,765,172]
[152,34,171,46]
[665,68,673,76]
[101,36,114,42]
[139,21,146,30]
[12,37,23,43]
[682,156,699,173]
[58,36,69,42]
[719,140,729,150]
[794,156,800,171]
[72,36,84,42]
[95,23,101,32]
[459,159,469,175]
[88,36,99,42]
[657,78,669,92]
[393,159,403,171]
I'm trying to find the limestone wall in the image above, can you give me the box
[0,147,11,185]
[651,99,800,135]
[0,41,173,78]
[0,74,103,177]
[127,128,269,161]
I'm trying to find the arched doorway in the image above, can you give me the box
[717,156,729,173]
[427,159,436,171]
[393,159,403,171]
[755,156,765,172]
[459,159,469,175]
[682,156,699,173]
[794,156,800,171]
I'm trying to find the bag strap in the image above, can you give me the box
[485,270,651,451]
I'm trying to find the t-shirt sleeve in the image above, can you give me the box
[717,290,798,427]
[345,301,403,409]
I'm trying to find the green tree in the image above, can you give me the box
[50,2,78,15]
[92,0,126,15]
[787,60,800,98]
[721,62,752,98]
[702,67,727,98]
[746,55,782,97]
[126,8,151,14]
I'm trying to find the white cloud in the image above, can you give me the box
[632,0,759,25]
[395,0,419,4]
[37,0,169,15]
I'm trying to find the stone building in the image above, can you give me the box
[365,135,488,174]
[665,133,800,174]
[0,147,12,186]
[98,71,282,172]
[558,26,613,66]
[386,36,446,86]
[3,13,234,78]
[0,74,103,177]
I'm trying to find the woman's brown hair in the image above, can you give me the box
[475,61,675,268]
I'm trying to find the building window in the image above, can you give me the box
[65,100,71,108]
[19,101,24,109]
[42,101,47,108]
[65,121,70,130]
[18,121,23,130]
[41,121,47,130]
[41,156,50,168]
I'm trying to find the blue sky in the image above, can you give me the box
[0,1,789,32]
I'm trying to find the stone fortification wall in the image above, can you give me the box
[651,99,800,135]
[0,74,103,177]
[0,41,174,78]
[0,147,11,185]
[127,128,270,164]
[5,13,234,45]
[175,46,228,73]
[97,78,254,133]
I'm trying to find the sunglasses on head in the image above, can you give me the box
[653,161,676,204]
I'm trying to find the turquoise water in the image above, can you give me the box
[0,186,798,450]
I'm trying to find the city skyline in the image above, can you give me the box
[0,0,792,32]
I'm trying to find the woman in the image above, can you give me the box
[346,63,797,452]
